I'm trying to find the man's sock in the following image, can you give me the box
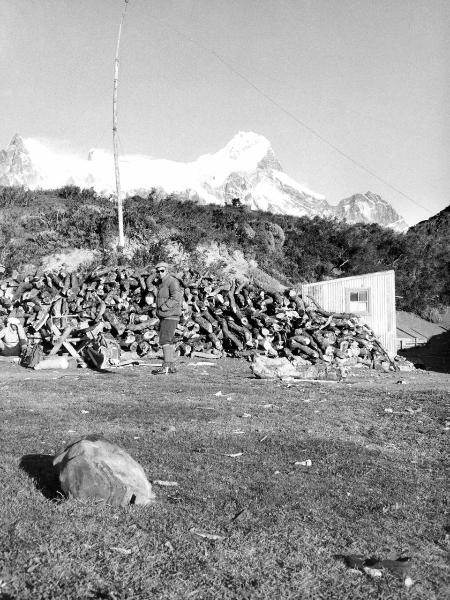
[163,344,175,363]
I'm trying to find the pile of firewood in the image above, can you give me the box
[0,266,395,368]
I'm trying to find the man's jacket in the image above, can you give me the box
[156,275,183,319]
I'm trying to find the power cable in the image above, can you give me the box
[147,13,433,215]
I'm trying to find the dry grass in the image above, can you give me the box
[0,359,449,599]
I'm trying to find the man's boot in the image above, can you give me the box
[152,344,177,374]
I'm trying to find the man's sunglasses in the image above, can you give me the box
[157,268,166,273]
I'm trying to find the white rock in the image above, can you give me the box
[53,434,155,506]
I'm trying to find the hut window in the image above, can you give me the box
[347,289,370,314]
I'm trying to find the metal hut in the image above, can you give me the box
[301,270,397,358]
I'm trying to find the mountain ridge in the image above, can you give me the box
[0,132,408,231]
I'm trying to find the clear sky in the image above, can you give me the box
[1,0,448,224]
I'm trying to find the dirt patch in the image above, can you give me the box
[196,241,256,279]
[40,248,99,272]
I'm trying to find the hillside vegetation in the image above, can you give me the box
[0,186,448,321]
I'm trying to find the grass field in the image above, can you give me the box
[1,358,449,599]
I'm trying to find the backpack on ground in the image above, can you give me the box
[20,343,45,369]
[83,332,121,370]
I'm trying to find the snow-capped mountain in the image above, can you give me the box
[0,132,407,230]
[335,192,409,232]
[192,132,331,218]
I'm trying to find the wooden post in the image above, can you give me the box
[113,0,129,249]
[49,325,74,355]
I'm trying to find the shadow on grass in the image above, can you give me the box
[399,330,450,373]
[19,453,63,501]
[86,367,141,378]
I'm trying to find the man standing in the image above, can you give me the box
[153,262,183,374]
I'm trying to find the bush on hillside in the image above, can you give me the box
[0,186,34,207]
[0,187,447,320]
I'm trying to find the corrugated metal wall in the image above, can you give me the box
[301,270,397,357]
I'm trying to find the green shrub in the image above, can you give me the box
[0,186,34,207]
[0,186,447,320]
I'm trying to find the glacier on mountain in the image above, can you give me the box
[0,132,408,231]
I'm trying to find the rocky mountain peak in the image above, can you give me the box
[223,131,271,160]
[215,131,283,172]
[9,133,27,153]
[0,134,41,187]
[257,147,282,172]
[335,192,408,232]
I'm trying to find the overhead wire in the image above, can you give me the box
[147,12,432,215]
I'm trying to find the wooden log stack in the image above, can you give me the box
[0,267,395,369]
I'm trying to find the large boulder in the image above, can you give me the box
[250,356,301,379]
[53,434,155,506]
[250,355,346,381]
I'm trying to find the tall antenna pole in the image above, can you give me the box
[113,0,129,249]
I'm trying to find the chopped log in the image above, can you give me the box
[22,288,40,301]
[292,334,310,346]
[304,334,323,357]
[210,282,232,296]
[137,340,151,356]
[221,321,244,350]
[177,342,192,356]
[235,280,247,295]
[201,310,219,328]
[283,347,296,362]
[192,314,213,334]
[226,318,246,335]
[122,331,136,347]
[289,339,319,359]
[128,341,138,354]
[104,309,126,336]
[207,332,223,350]
[34,307,51,331]
[127,318,158,332]
[260,338,277,357]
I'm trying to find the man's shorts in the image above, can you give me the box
[159,318,179,346]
